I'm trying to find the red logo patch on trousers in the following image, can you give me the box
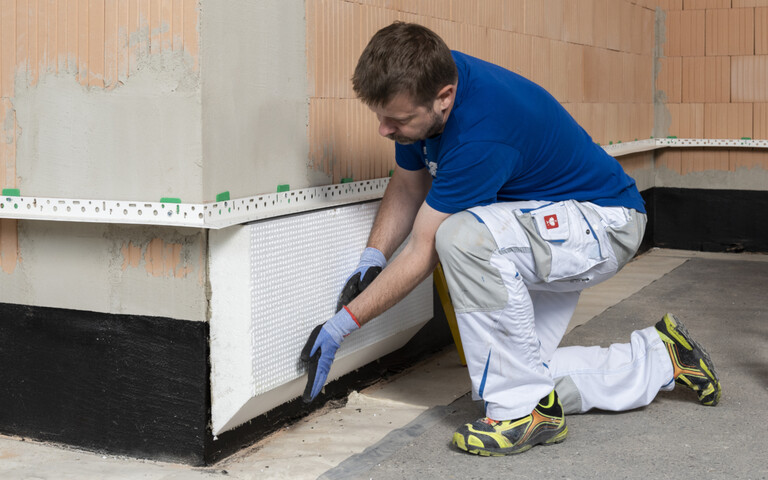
[544,214,559,229]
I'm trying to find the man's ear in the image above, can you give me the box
[435,84,456,112]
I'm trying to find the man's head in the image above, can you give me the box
[352,22,458,144]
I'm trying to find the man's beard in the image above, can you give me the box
[387,109,444,145]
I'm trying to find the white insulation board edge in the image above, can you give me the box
[209,201,433,435]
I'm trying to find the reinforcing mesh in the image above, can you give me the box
[249,202,433,396]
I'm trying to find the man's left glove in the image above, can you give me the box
[300,306,360,403]
[336,247,386,312]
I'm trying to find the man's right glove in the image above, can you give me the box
[300,306,360,402]
[335,247,386,312]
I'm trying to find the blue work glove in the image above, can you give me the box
[301,306,360,402]
[336,247,387,312]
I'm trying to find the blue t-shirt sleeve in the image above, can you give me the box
[395,142,425,171]
[426,142,520,214]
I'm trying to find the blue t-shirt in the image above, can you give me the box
[396,51,646,214]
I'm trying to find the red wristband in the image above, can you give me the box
[343,305,361,328]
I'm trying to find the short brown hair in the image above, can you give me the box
[352,22,458,108]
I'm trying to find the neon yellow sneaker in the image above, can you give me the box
[655,313,721,406]
[452,390,567,456]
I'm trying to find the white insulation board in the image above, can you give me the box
[209,201,433,435]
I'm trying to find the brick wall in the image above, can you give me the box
[307,0,658,183]
[657,0,768,179]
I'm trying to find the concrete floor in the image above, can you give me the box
[1,249,767,480]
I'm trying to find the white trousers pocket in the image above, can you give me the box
[515,201,609,283]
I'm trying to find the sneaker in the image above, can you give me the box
[452,390,567,456]
[655,313,721,406]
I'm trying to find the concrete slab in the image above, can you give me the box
[217,348,472,480]
[0,436,226,480]
[221,393,426,479]
[2,249,766,479]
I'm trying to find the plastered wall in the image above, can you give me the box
[200,0,323,200]
[0,0,202,201]
[2,220,208,320]
[0,1,206,319]
[307,0,659,183]
[656,0,768,187]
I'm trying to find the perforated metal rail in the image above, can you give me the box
[2,138,766,228]
[0,179,389,229]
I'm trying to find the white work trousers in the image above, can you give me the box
[434,200,674,420]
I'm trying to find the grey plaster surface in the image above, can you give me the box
[326,258,768,480]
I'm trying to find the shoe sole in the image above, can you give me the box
[452,425,568,457]
[658,313,721,406]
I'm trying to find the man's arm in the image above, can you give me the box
[333,165,432,313]
[367,166,432,258]
[300,167,446,402]
[346,199,450,326]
